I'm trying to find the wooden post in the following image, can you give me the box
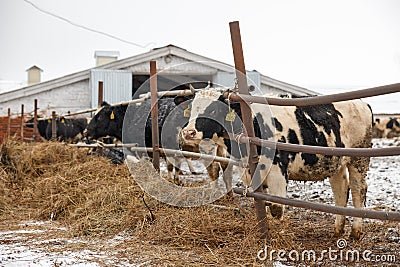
[51,111,57,140]
[229,21,268,238]
[33,99,38,141]
[150,61,160,172]
[7,108,11,140]
[98,81,104,107]
[20,104,24,139]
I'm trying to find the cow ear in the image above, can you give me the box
[101,101,110,107]
[174,96,189,105]
[174,96,190,110]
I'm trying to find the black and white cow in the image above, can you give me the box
[84,100,204,183]
[26,116,88,142]
[45,117,88,142]
[373,117,400,138]
[179,88,373,239]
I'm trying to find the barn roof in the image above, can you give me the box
[0,45,318,102]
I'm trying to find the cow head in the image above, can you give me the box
[85,102,126,140]
[178,87,244,159]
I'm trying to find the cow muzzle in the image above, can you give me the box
[182,129,197,140]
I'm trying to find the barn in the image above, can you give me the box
[0,45,318,117]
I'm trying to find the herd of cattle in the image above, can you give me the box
[24,88,400,239]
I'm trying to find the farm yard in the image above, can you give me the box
[0,43,399,267]
[0,137,399,266]
[2,1,400,266]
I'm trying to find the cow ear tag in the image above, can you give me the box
[61,119,65,124]
[225,109,236,122]
[110,111,115,120]
[47,119,51,123]
[184,106,191,118]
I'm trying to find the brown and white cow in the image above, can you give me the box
[179,88,373,239]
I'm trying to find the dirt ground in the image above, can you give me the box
[0,138,399,266]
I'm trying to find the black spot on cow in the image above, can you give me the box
[294,104,343,166]
[272,117,283,132]
[253,113,274,157]
[387,118,400,129]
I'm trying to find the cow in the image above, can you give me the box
[84,100,204,184]
[179,87,372,239]
[45,117,88,142]
[25,117,50,140]
[373,117,400,138]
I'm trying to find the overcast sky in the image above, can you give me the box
[1,0,399,112]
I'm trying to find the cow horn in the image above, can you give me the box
[189,84,196,94]
[205,81,211,90]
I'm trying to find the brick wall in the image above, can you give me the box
[0,116,35,143]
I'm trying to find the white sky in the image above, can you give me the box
[0,0,399,113]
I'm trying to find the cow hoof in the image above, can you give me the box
[269,204,284,219]
[333,229,345,238]
[225,190,233,199]
[350,229,362,240]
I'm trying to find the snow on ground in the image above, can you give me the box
[0,138,399,266]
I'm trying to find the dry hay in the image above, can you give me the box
[0,139,144,235]
[1,139,399,266]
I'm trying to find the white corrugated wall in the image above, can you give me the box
[90,69,132,108]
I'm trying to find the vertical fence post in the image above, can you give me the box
[229,21,268,239]
[51,111,57,140]
[33,99,38,141]
[150,61,160,172]
[7,108,11,140]
[20,104,24,140]
[98,81,104,107]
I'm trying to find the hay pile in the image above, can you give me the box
[1,140,399,265]
[0,139,146,235]
[0,139,298,265]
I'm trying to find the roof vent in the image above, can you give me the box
[94,51,120,66]
[26,65,43,86]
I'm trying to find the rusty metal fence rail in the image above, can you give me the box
[224,133,400,157]
[227,82,400,106]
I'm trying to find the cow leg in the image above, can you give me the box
[174,157,183,184]
[220,162,233,197]
[263,164,287,219]
[186,158,199,175]
[329,165,349,236]
[166,160,174,182]
[206,162,220,193]
[347,158,369,239]
[166,158,181,185]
